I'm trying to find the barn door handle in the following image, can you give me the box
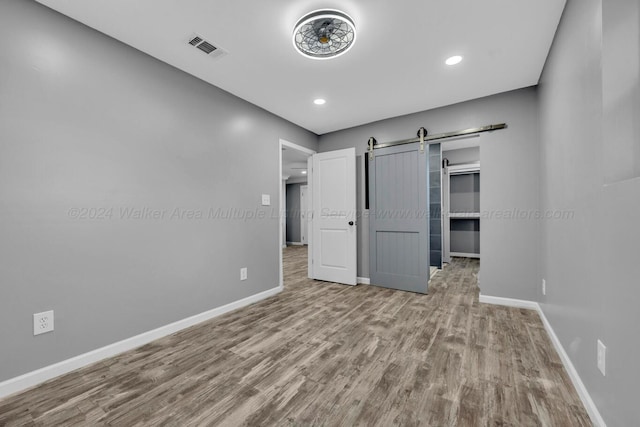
[348,221,354,226]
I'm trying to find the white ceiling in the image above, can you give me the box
[36,0,566,135]
[282,146,311,180]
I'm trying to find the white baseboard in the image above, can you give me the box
[479,294,606,427]
[357,277,370,285]
[536,305,607,427]
[479,294,539,310]
[0,285,283,400]
[286,242,303,246]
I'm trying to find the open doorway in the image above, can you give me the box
[441,138,481,264]
[279,139,315,288]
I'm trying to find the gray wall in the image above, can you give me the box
[538,0,640,424]
[319,88,540,300]
[443,147,480,165]
[285,183,303,243]
[0,0,317,382]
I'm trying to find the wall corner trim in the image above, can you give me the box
[479,294,607,427]
[357,277,370,285]
[0,285,283,400]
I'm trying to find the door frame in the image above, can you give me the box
[300,185,308,245]
[279,139,316,288]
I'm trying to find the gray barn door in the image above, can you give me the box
[368,142,430,294]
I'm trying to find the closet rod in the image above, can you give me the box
[369,123,506,150]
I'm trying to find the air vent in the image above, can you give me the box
[188,36,203,46]
[187,34,226,58]
[196,40,217,54]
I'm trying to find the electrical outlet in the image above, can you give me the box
[33,310,54,336]
[597,339,606,376]
[542,279,546,296]
[240,267,248,281]
[261,194,270,206]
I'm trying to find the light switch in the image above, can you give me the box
[261,194,271,206]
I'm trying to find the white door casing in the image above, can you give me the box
[310,148,357,286]
[282,179,287,249]
[300,185,308,245]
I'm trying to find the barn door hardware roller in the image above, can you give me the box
[368,137,377,160]
[366,123,507,157]
[418,127,427,153]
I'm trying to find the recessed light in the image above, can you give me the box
[314,98,326,105]
[301,170,307,174]
[445,55,463,66]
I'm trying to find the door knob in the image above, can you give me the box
[348,221,354,226]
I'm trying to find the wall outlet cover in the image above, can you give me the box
[33,310,54,335]
[542,279,546,295]
[240,267,248,281]
[261,194,271,206]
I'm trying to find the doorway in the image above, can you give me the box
[441,138,481,263]
[279,140,358,288]
[279,139,315,287]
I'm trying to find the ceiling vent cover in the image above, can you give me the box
[187,34,226,58]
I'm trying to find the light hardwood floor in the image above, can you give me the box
[0,246,591,426]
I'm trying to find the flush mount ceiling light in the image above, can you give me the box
[293,10,356,60]
[313,98,326,105]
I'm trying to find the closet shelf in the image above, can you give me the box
[449,213,481,219]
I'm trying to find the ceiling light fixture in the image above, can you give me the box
[313,98,326,105]
[445,55,463,66]
[301,170,307,174]
[293,10,356,60]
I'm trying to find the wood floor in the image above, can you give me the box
[0,246,591,426]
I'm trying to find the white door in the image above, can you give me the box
[300,185,308,245]
[310,148,357,285]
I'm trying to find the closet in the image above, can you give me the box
[443,152,480,262]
